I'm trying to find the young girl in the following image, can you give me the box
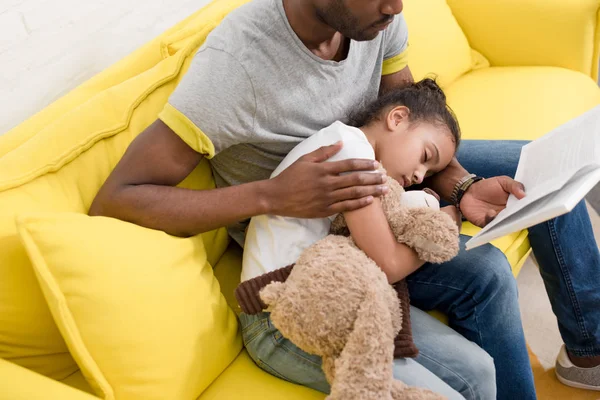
[242,78,460,283]
[239,79,495,399]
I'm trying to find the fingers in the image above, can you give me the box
[327,196,375,214]
[484,210,498,226]
[326,158,380,175]
[330,184,390,203]
[303,142,343,163]
[513,182,526,199]
[498,176,526,199]
[332,170,387,189]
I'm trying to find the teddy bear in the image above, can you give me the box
[258,176,460,400]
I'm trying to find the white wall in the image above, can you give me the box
[0,0,212,135]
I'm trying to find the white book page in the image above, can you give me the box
[466,167,600,250]
[507,105,600,209]
[465,105,600,250]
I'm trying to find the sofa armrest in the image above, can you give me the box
[448,0,600,79]
[0,358,98,400]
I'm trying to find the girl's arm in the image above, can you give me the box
[344,198,424,284]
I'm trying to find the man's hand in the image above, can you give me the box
[266,142,389,218]
[440,205,462,229]
[460,176,526,227]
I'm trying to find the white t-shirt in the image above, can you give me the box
[241,121,375,282]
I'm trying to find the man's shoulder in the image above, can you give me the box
[203,0,282,56]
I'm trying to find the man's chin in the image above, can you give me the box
[349,29,381,42]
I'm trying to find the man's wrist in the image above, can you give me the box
[256,179,276,215]
[451,174,484,212]
[427,157,469,201]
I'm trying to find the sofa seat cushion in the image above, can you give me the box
[0,358,98,400]
[444,66,600,275]
[198,350,324,400]
[445,66,600,141]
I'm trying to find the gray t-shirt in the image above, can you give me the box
[162,0,409,245]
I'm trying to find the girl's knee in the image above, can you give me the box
[466,351,496,400]
[441,344,496,400]
[443,339,496,400]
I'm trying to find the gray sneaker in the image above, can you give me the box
[555,345,600,391]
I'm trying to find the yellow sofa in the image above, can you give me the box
[1,0,600,398]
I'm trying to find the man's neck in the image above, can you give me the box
[282,0,347,61]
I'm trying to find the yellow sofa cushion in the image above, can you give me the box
[445,67,600,140]
[0,358,97,400]
[199,350,324,400]
[16,212,241,400]
[447,0,600,79]
[403,0,480,88]
[444,66,600,276]
[0,0,244,379]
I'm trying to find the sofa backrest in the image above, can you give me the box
[403,0,484,87]
[0,0,247,380]
[0,0,480,383]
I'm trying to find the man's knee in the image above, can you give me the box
[456,140,526,178]
[463,243,517,300]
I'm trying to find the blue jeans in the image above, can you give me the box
[409,140,600,399]
[240,307,496,400]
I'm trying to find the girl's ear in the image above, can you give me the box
[386,106,410,131]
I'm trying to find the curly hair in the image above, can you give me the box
[347,78,461,147]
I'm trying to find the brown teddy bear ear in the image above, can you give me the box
[259,282,286,306]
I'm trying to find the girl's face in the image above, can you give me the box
[376,106,456,187]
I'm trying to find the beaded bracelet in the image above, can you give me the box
[451,174,484,213]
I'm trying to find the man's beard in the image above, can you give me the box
[316,0,386,41]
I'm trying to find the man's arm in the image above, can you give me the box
[89,120,387,237]
[379,65,414,94]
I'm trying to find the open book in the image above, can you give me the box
[465,105,600,251]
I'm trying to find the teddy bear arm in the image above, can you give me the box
[396,208,460,264]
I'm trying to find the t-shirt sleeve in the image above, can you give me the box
[158,46,256,158]
[331,138,376,163]
[271,124,374,178]
[382,13,410,76]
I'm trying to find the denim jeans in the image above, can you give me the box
[408,140,600,399]
[240,307,496,400]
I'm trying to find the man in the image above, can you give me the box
[90,0,600,397]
